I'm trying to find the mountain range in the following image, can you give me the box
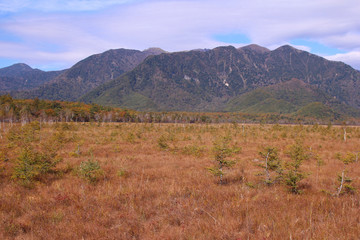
[0,63,64,92]
[80,44,360,117]
[13,47,166,101]
[2,44,360,119]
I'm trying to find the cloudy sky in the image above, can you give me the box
[0,0,359,70]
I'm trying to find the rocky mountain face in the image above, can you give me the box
[81,44,360,114]
[13,48,166,101]
[0,63,64,92]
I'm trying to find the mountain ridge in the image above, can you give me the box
[11,48,166,101]
[2,44,360,119]
[80,44,360,116]
[0,63,65,92]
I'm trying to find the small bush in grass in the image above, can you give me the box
[12,146,61,186]
[336,172,355,195]
[7,122,40,146]
[181,145,204,157]
[78,159,104,183]
[158,135,169,150]
[335,152,357,196]
[117,168,129,178]
[344,184,356,194]
[258,146,282,185]
[283,142,310,194]
[69,143,82,157]
[338,152,356,164]
[207,137,237,184]
[51,129,70,145]
[126,132,135,143]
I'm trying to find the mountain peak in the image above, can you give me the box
[191,48,211,52]
[0,63,64,92]
[143,47,167,55]
[213,45,238,52]
[241,44,270,53]
[275,45,302,52]
[14,46,166,101]
[4,63,33,72]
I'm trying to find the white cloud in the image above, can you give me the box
[0,41,94,69]
[323,32,360,51]
[327,51,360,70]
[0,0,360,70]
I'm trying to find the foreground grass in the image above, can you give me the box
[0,122,359,239]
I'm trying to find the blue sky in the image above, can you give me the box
[0,0,360,70]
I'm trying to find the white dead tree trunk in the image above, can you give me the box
[336,170,345,197]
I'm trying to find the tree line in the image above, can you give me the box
[1,94,359,125]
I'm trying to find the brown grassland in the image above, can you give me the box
[0,122,360,239]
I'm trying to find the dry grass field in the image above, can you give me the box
[0,122,360,239]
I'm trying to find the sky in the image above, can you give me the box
[0,0,359,71]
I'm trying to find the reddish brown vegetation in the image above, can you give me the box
[0,122,359,239]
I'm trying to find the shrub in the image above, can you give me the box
[207,137,237,184]
[126,132,135,143]
[181,145,204,157]
[7,122,40,146]
[12,146,61,186]
[78,159,104,183]
[51,129,70,145]
[69,144,82,158]
[117,168,129,178]
[341,152,356,164]
[287,143,309,163]
[335,152,357,196]
[283,142,310,194]
[258,146,282,185]
[158,135,169,150]
[344,184,356,194]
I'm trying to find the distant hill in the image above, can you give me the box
[13,48,166,101]
[0,63,64,92]
[225,79,360,119]
[80,45,360,118]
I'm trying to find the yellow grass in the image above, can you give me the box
[0,122,360,239]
